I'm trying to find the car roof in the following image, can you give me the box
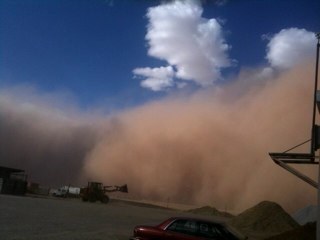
[157,216,225,228]
[169,216,224,223]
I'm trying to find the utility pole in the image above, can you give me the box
[312,33,320,154]
[314,32,320,240]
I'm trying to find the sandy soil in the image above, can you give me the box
[0,194,228,240]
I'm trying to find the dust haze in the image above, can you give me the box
[0,63,317,212]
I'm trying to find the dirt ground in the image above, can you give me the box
[0,194,228,240]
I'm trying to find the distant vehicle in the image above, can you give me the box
[130,216,245,240]
[52,188,68,197]
[52,186,80,198]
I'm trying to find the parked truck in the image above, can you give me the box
[80,181,128,203]
[52,186,81,198]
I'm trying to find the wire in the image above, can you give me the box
[283,139,311,153]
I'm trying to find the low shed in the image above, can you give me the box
[0,166,28,195]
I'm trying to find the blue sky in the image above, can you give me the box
[1,0,319,110]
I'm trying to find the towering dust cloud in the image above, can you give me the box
[0,63,317,212]
[0,89,99,186]
[84,64,317,213]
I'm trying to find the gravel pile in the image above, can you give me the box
[187,206,234,218]
[229,201,299,238]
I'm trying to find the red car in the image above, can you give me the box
[130,216,245,240]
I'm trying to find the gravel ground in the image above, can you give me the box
[0,194,227,240]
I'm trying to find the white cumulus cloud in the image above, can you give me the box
[266,28,317,69]
[133,0,231,91]
[133,66,175,91]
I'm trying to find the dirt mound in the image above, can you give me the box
[187,206,234,218]
[265,222,315,240]
[230,201,299,237]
